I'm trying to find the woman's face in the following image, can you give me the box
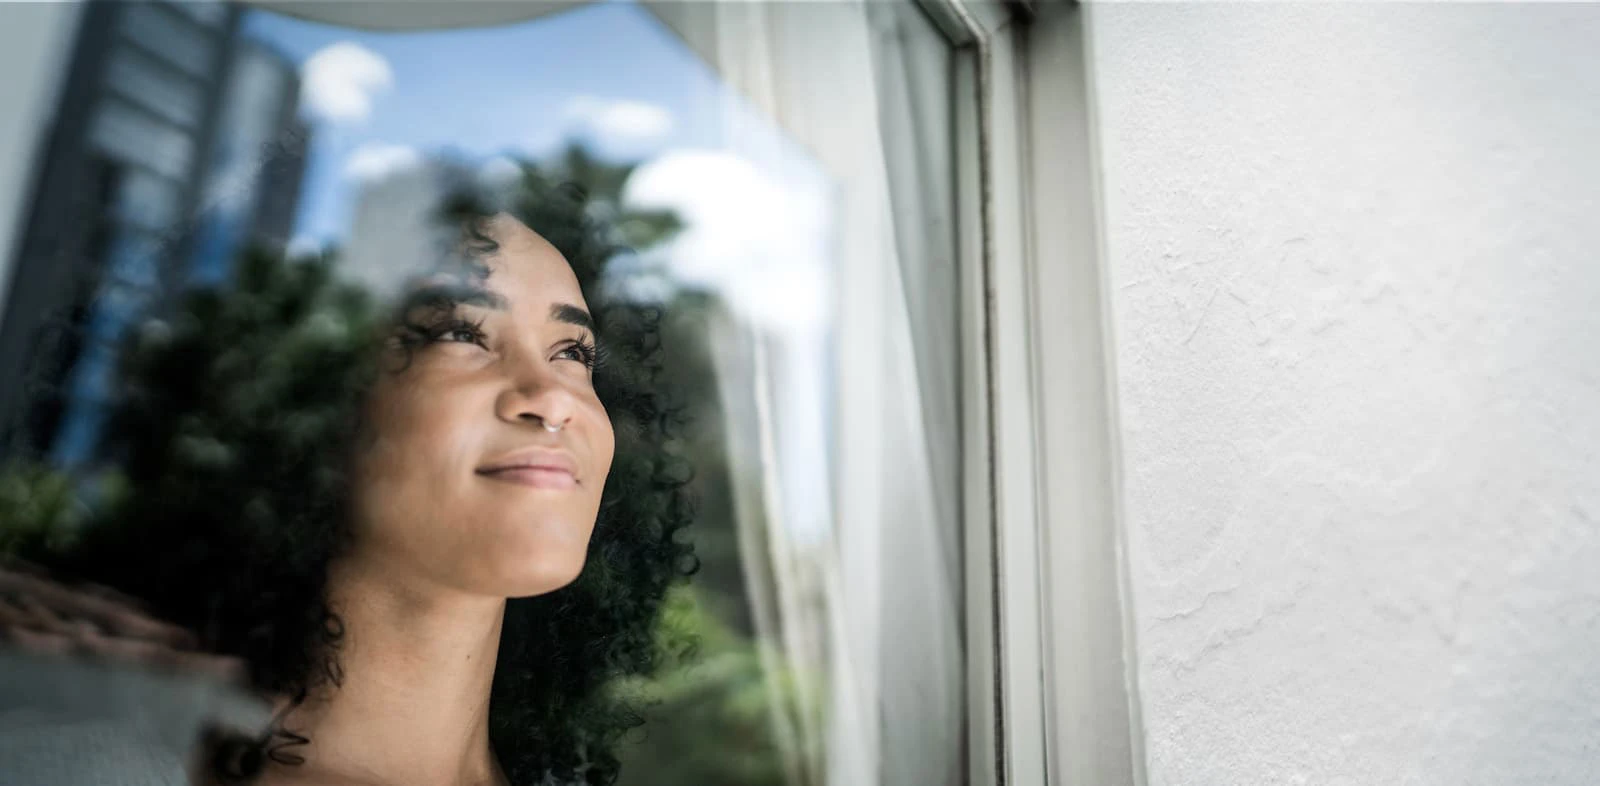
[349,214,614,598]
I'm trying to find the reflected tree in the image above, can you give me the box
[0,140,809,786]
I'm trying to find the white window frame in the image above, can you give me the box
[915,3,1147,785]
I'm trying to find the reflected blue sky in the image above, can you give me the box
[246,1,749,247]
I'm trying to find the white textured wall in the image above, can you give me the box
[1088,5,1600,784]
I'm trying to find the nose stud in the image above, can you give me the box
[542,418,564,434]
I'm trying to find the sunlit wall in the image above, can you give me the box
[1091,5,1600,784]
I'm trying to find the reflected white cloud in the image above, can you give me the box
[623,149,829,333]
[285,235,324,258]
[564,96,674,145]
[476,155,523,187]
[301,42,393,123]
[342,142,420,182]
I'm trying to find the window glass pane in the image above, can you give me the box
[165,1,228,28]
[120,3,216,76]
[104,45,205,128]
[113,169,182,231]
[102,226,164,289]
[49,279,154,466]
[48,390,112,466]
[199,44,291,208]
[88,99,194,180]
[0,4,962,786]
[84,224,162,292]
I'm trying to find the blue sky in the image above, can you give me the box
[244,1,766,246]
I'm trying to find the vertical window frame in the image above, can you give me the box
[917,2,1146,786]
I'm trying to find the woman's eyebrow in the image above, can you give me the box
[550,303,594,331]
[400,282,509,313]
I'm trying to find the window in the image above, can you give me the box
[119,2,219,77]
[113,169,183,232]
[0,3,1082,786]
[87,98,195,181]
[104,44,207,128]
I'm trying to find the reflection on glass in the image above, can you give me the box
[166,0,230,29]
[119,2,219,77]
[0,3,960,786]
[112,171,181,233]
[104,45,207,129]
[88,100,196,181]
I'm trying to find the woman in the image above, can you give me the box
[24,183,696,785]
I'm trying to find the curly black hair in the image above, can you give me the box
[45,169,697,785]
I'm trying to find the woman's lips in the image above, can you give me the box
[477,447,579,490]
[477,466,577,490]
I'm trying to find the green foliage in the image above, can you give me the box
[0,463,88,558]
[612,585,823,786]
[17,247,387,734]
[98,249,379,578]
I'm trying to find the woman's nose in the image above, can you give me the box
[494,364,576,431]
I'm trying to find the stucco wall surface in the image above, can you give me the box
[1087,5,1600,784]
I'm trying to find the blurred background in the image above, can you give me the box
[0,2,964,785]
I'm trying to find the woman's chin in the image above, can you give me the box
[485,545,589,599]
[501,570,586,599]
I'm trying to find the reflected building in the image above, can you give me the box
[0,1,309,467]
[339,158,480,299]
[188,38,309,287]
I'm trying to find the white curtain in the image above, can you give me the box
[238,3,967,784]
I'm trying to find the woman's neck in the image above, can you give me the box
[262,556,509,786]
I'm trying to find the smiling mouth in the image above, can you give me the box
[476,466,577,490]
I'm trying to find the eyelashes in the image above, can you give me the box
[555,335,601,370]
[396,313,488,351]
[413,315,489,347]
[396,313,600,371]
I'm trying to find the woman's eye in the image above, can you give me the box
[421,318,487,347]
[556,340,598,368]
